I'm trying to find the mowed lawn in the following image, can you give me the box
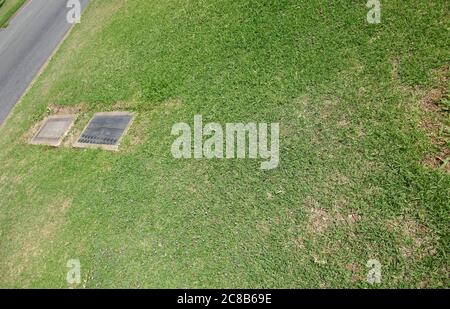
[0,0,27,28]
[0,0,448,288]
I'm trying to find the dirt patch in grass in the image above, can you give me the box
[422,88,445,112]
[308,207,333,234]
[305,196,359,235]
[345,263,364,282]
[112,100,135,111]
[420,65,450,172]
[47,102,88,115]
[388,216,437,261]
[423,148,450,172]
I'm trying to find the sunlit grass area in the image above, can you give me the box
[0,0,448,288]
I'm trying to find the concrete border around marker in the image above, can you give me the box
[73,111,135,151]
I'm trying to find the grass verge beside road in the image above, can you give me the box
[0,0,27,28]
[0,0,448,288]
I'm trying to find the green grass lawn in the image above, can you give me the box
[0,0,27,28]
[0,0,448,288]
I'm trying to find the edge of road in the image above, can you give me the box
[0,0,31,29]
[0,0,90,128]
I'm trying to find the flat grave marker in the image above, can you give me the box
[30,115,76,147]
[73,112,134,151]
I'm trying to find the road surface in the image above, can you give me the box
[0,0,89,125]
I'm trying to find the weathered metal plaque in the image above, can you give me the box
[30,115,76,147]
[74,112,134,151]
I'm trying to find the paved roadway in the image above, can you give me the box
[0,0,88,124]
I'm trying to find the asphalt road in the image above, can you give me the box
[0,0,88,125]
